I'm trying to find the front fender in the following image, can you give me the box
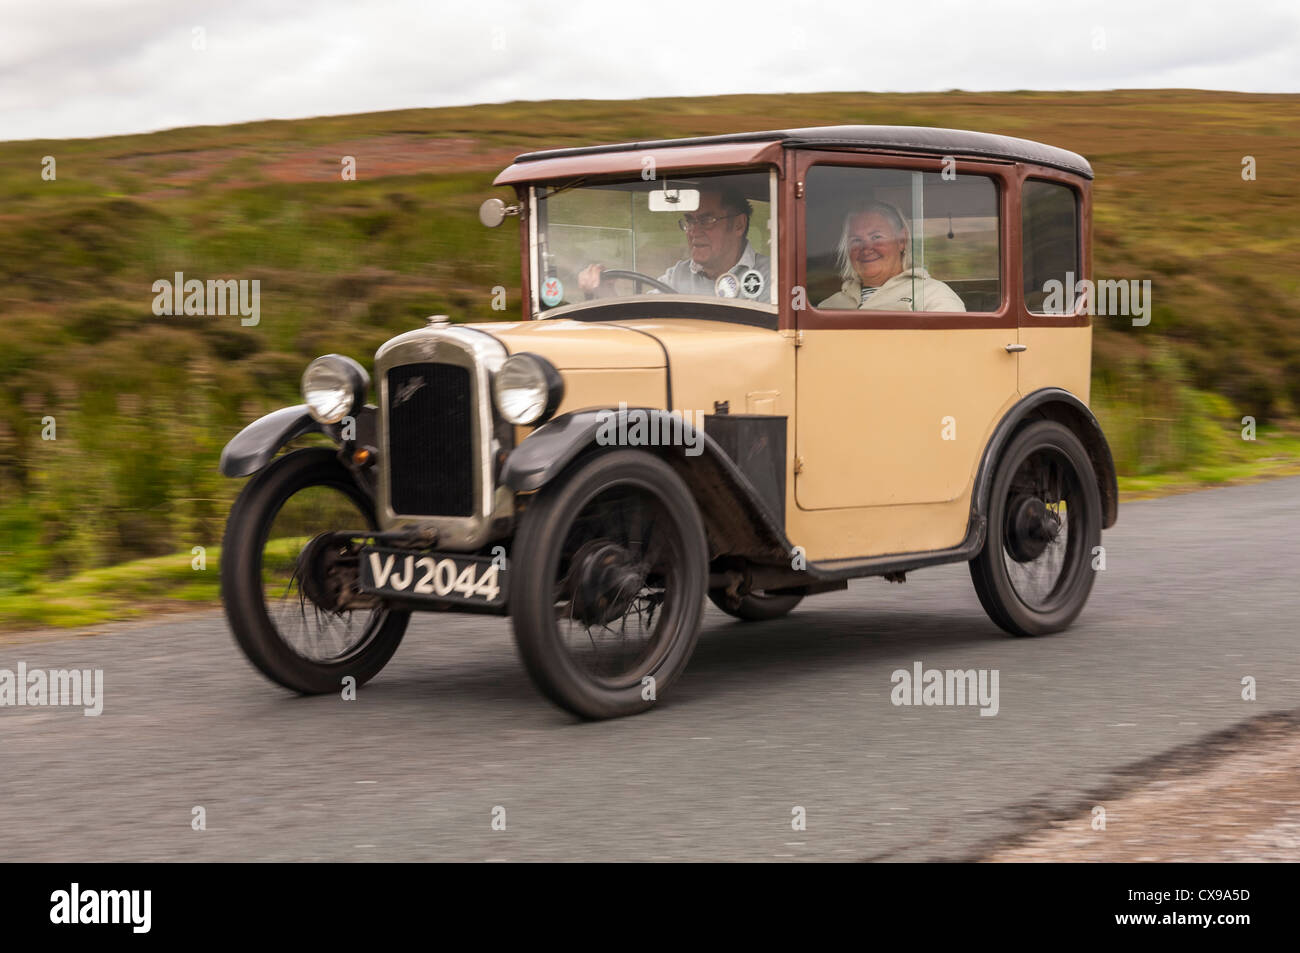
[500,411,607,493]
[219,405,324,477]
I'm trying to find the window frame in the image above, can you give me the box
[792,150,1015,331]
[527,167,781,320]
[1017,168,1090,327]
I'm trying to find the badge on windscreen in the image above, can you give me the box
[738,268,764,299]
[714,273,740,298]
[541,276,564,306]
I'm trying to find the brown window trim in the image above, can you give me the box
[785,151,1094,331]
[520,165,782,321]
[791,150,1014,331]
[1018,166,1092,328]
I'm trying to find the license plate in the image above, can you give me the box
[358,547,507,607]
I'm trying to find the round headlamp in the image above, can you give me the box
[302,355,369,425]
[492,353,563,426]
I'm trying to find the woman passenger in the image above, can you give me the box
[817,201,965,312]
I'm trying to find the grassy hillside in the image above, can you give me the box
[1,90,1298,601]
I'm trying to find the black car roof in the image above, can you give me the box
[511,125,1093,179]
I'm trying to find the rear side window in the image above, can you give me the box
[1022,180,1080,314]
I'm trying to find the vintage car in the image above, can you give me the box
[219,125,1117,719]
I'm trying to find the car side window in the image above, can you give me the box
[805,166,1000,313]
[1022,180,1080,314]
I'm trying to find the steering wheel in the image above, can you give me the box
[596,269,677,295]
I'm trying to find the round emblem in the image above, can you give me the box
[540,276,564,307]
[739,268,765,299]
[714,273,740,298]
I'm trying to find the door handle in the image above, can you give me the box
[1005,344,1027,353]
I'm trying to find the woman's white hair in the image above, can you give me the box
[836,200,911,283]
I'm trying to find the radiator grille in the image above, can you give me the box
[385,362,474,517]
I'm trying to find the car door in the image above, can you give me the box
[789,153,1020,560]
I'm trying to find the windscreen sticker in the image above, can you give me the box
[541,276,563,306]
[714,273,740,298]
[739,268,764,299]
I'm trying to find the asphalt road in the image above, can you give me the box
[3,477,1298,861]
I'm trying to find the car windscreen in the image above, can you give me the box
[533,170,776,316]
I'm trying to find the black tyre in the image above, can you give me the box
[969,420,1102,636]
[221,448,409,694]
[510,450,708,719]
[708,589,804,621]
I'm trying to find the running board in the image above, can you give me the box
[804,515,988,583]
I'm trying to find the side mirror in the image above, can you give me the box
[648,187,700,212]
[479,197,520,228]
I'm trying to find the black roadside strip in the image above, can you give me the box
[3,863,1278,938]
[609,322,673,411]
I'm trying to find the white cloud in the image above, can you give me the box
[1,0,1297,141]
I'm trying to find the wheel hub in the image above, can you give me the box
[1006,494,1061,562]
[298,532,363,613]
[567,540,647,627]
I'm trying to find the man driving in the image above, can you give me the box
[578,185,771,299]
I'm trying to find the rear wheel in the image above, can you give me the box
[221,448,409,694]
[708,589,804,621]
[969,421,1102,637]
[510,450,708,719]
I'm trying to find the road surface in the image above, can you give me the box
[2,477,1297,861]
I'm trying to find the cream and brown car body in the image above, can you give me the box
[220,125,1118,719]
[367,127,1115,578]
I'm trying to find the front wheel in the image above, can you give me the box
[221,448,409,694]
[510,450,709,719]
[969,420,1102,637]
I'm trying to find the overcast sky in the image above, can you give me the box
[3,0,1298,142]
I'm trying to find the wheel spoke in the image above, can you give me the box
[260,486,383,663]
[554,485,681,685]
[1002,447,1086,613]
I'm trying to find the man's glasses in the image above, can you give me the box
[678,212,740,231]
